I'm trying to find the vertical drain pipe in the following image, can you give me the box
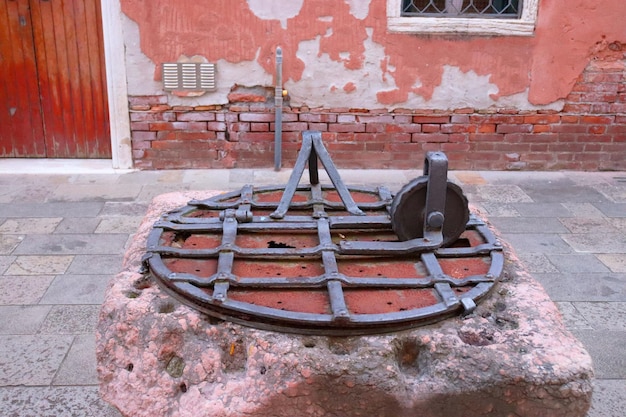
[274,47,283,171]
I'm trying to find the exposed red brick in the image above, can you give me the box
[413,116,450,124]
[227,93,267,103]
[239,113,275,122]
[588,125,607,134]
[177,112,217,122]
[496,124,533,134]
[128,95,167,106]
[524,115,561,124]
[329,123,366,133]
[411,133,448,143]
[130,112,176,122]
[132,131,157,141]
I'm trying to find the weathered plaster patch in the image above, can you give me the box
[400,66,562,111]
[122,15,162,96]
[344,0,372,20]
[246,0,304,29]
[177,52,273,106]
[286,34,396,108]
[123,13,272,105]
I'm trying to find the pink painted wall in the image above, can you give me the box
[120,0,626,108]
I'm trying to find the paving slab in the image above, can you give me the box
[593,202,626,217]
[534,273,626,302]
[555,302,594,330]
[99,202,150,217]
[500,233,574,254]
[53,334,98,385]
[67,254,124,275]
[571,302,626,331]
[53,218,101,234]
[135,183,193,203]
[0,305,52,334]
[0,386,122,417]
[6,255,74,275]
[67,174,122,184]
[516,252,559,273]
[0,218,62,234]
[49,184,142,202]
[561,233,626,254]
[561,203,606,218]
[518,183,609,204]
[477,170,569,184]
[596,254,626,272]
[0,235,23,254]
[572,330,626,379]
[468,184,533,203]
[95,217,143,234]
[13,234,128,255]
[475,202,521,217]
[0,202,104,218]
[39,275,113,305]
[607,217,626,231]
[39,305,101,334]
[0,255,16,274]
[0,275,55,305]
[0,335,73,386]
[118,169,185,185]
[0,184,57,204]
[513,203,575,217]
[489,217,569,233]
[182,168,231,186]
[546,254,611,274]
[587,379,626,417]
[558,217,618,234]
[592,182,626,203]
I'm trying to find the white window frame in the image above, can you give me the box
[387,0,539,36]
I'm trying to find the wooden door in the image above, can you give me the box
[0,0,110,158]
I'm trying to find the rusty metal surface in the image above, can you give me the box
[144,132,503,335]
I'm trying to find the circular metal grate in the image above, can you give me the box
[144,183,504,335]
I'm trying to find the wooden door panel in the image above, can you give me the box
[30,0,110,158]
[0,0,46,156]
[0,0,110,158]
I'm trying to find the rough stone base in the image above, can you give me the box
[97,192,593,417]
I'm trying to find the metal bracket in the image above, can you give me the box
[422,151,448,240]
[271,131,365,219]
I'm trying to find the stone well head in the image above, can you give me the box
[97,131,593,417]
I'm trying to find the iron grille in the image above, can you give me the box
[402,0,521,18]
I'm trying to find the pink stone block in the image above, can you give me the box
[97,193,593,417]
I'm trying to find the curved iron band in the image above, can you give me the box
[147,251,500,289]
[150,273,496,336]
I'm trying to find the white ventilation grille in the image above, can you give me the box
[162,63,216,91]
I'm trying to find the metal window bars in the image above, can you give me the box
[402,0,521,18]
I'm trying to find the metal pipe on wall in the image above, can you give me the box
[274,47,283,171]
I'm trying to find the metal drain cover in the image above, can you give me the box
[143,132,504,335]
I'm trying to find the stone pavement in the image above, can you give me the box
[0,164,624,417]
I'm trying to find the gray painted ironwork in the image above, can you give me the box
[144,132,504,335]
[402,0,521,18]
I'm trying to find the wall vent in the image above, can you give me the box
[162,63,216,91]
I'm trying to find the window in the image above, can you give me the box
[402,0,520,18]
[387,0,539,36]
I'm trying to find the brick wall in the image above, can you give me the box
[130,58,626,171]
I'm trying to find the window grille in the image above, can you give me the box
[402,0,521,18]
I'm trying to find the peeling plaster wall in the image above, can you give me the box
[120,0,626,111]
[121,0,625,110]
